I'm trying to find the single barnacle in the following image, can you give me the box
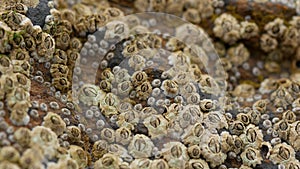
[289,121,300,151]
[240,147,262,167]
[69,145,88,169]
[50,64,69,78]
[187,145,201,159]
[284,160,300,169]
[140,106,158,120]
[23,33,36,52]
[9,102,30,126]
[143,114,168,139]
[115,127,132,146]
[99,93,120,117]
[43,112,66,136]
[0,146,20,163]
[100,128,115,143]
[201,135,227,168]
[128,54,146,71]
[179,82,197,98]
[0,161,20,169]
[67,49,80,66]
[260,34,278,53]
[161,141,189,169]
[117,80,132,97]
[92,140,108,160]
[136,81,152,100]
[128,134,154,158]
[94,153,122,169]
[203,111,228,130]
[6,87,30,110]
[182,122,206,145]
[273,120,290,140]
[66,126,81,143]
[0,55,13,74]
[14,127,31,148]
[10,48,30,61]
[150,159,169,169]
[199,99,216,112]
[173,71,192,86]
[220,131,234,153]
[78,84,104,106]
[19,147,44,169]
[114,68,131,83]
[247,109,261,125]
[99,80,112,93]
[252,99,269,114]
[130,158,151,169]
[282,110,296,123]
[237,113,251,126]
[186,159,210,169]
[30,126,59,159]
[240,21,259,39]
[182,8,201,24]
[52,77,70,93]
[198,0,214,18]
[117,110,139,130]
[232,84,255,98]
[197,74,220,95]
[240,124,263,148]
[52,49,68,65]
[178,105,203,129]
[229,120,245,135]
[270,86,293,108]
[131,71,148,87]
[55,31,70,50]
[213,13,240,44]
[104,20,129,43]
[14,73,31,91]
[264,18,286,38]
[270,143,296,164]
[227,43,250,66]
[161,79,179,98]
[11,60,31,76]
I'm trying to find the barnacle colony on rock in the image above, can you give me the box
[0,0,300,169]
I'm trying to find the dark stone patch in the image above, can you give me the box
[26,0,50,27]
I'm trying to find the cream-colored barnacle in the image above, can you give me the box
[117,101,133,113]
[14,73,31,91]
[104,7,124,20]
[108,144,132,162]
[178,105,203,129]
[229,120,246,135]
[78,84,104,106]
[92,140,109,160]
[288,81,300,98]
[182,122,206,146]
[128,54,146,71]
[231,135,244,154]
[143,114,168,139]
[259,78,279,94]
[289,121,300,151]
[101,68,115,82]
[282,110,297,123]
[115,127,132,146]
[51,157,79,169]
[236,113,251,126]
[168,51,190,71]
[30,126,59,160]
[186,159,210,169]
[290,16,300,30]
[260,33,278,52]
[270,86,293,108]
[0,161,20,169]
[227,43,250,66]
[264,18,286,38]
[130,158,152,169]
[0,146,20,163]
[55,31,70,50]
[117,110,139,130]
[183,8,201,24]
[161,79,179,98]
[241,147,262,167]
[292,98,300,108]
[166,37,185,52]
[187,145,201,159]
[122,43,138,58]
[270,143,296,165]
[197,74,220,95]
[0,55,13,74]
[100,80,112,92]
[100,128,115,143]
[203,111,228,130]
[179,82,197,98]
[240,21,259,39]
[247,109,261,125]
[117,80,133,97]
[140,106,158,120]
[128,134,154,158]
[274,120,290,140]
[50,64,69,78]
[199,99,216,112]
[161,141,189,169]
[175,23,204,45]
[9,101,30,126]
[10,48,30,61]
[6,87,30,110]
[284,160,300,169]
[201,135,227,168]
[114,68,131,83]
[281,26,299,54]
[131,71,148,87]
[232,84,255,98]
[43,112,66,136]
[173,71,192,86]
[19,147,44,169]
[100,92,120,117]
[52,49,68,65]
[11,59,30,76]
[14,127,31,148]
[136,81,152,100]
[220,131,234,153]
[252,99,269,114]
[150,159,169,169]
[52,77,70,92]
[66,126,82,143]
[240,124,263,148]
[104,20,129,43]
[69,145,88,169]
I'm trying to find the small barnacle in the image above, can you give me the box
[104,21,129,43]
[240,124,263,148]
[186,159,210,169]
[114,68,131,83]
[43,112,66,136]
[67,49,80,66]
[240,147,262,167]
[232,84,255,98]
[247,109,261,125]
[227,43,250,66]
[94,153,122,169]
[117,80,133,97]
[66,126,81,143]
[264,18,286,38]
[14,73,31,91]
[6,87,30,110]
[136,81,152,100]
[161,79,179,98]
[260,34,278,53]
[182,8,201,24]
[115,127,132,146]
[78,84,104,106]
[213,13,240,44]
[23,33,36,52]
[50,64,69,78]
[99,93,120,117]
[0,55,13,74]
[100,128,115,143]
[10,48,30,61]
[99,80,112,92]
[203,111,228,130]
[52,49,68,65]
[52,77,70,93]
[11,60,31,76]
[161,141,189,169]
[220,131,234,153]
[31,126,59,159]
[240,21,259,39]
[128,54,146,71]
[282,110,296,123]
[14,127,31,148]
[173,71,192,86]
[117,101,133,113]
[128,134,154,158]
[150,159,169,169]
[199,99,216,112]
[186,93,201,105]
[182,122,205,145]
[289,121,300,151]
[197,74,220,95]
[55,31,70,50]
[270,86,293,108]
[131,71,148,87]
[201,135,227,168]
[178,105,203,129]
[92,140,108,160]
[179,82,197,98]
[130,158,152,169]
[143,114,168,139]
[284,160,300,169]
[270,143,296,164]
[252,99,269,114]
[69,145,88,169]
[273,120,290,140]
[187,145,201,159]
[237,113,251,126]
[117,110,139,130]
[9,102,30,126]
[0,146,20,163]
[229,120,246,135]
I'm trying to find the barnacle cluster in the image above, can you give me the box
[0,0,300,169]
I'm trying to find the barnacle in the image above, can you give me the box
[270,143,296,165]
[161,141,189,169]
[69,145,88,169]
[240,147,262,167]
[43,112,66,136]
[128,134,154,158]
[94,153,122,169]
[289,121,300,151]
[78,84,104,106]
[143,114,168,139]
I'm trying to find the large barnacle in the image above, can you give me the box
[128,134,154,158]
[43,112,66,136]
[270,143,296,164]
[289,121,300,151]
[99,92,120,117]
[69,145,88,169]
[94,153,122,169]
[78,84,104,106]
[239,124,263,148]
[240,147,262,167]
[161,141,189,169]
[143,114,168,139]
